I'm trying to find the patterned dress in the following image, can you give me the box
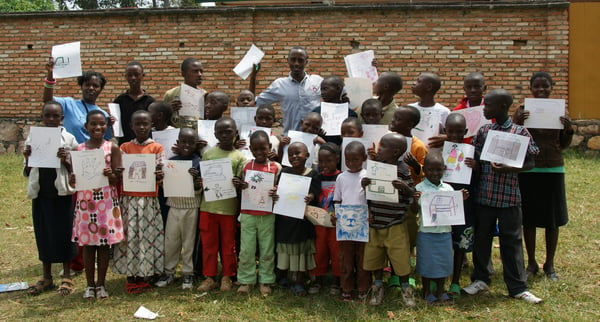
[72,140,124,246]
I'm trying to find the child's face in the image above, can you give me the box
[411,75,428,97]
[205,94,227,120]
[390,110,413,135]
[423,160,445,186]
[445,121,467,143]
[318,149,339,174]
[41,104,63,128]
[183,61,203,87]
[287,143,309,169]
[131,113,152,141]
[372,78,385,97]
[345,149,366,173]
[361,104,383,124]
[287,49,308,77]
[81,76,103,103]
[341,123,363,138]
[463,78,486,103]
[300,116,322,135]
[530,77,552,99]
[320,80,340,103]
[177,132,197,157]
[376,136,404,164]
[125,65,144,90]
[236,92,255,107]
[87,113,108,140]
[147,105,161,127]
[214,120,237,149]
[483,95,505,120]
[254,109,275,128]
[249,137,271,163]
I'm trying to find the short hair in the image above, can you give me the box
[179,127,199,140]
[237,89,255,99]
[289,46,308,59]
[485,89,513,107]
[215,116,236,129]
[249,130,270,144]
[362,98,383,110]
[256,104,275,116]
[304,112,323,123]
[341,117,363,132]
[322,76,344,89]
[181,57,199,72]
[78,71,107,89]
[529,71,554,86]
[126,61,144,71]
[208,91,229,106]
[464,72,485,83]
[319,142,341,156]
[380,72,403,94]
[345,141,366,155]
[131,109,151,120]
[42,100,63,113]
[445,112,467,128]
[399,105,421,126]
[424,151,444,168]
[85,109,106,123]
[422,72,441,93]
[148,101,172,123]
[289,141,308,153]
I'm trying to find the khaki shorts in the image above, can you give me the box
[363,222,411,276]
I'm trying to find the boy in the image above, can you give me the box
[408,72,450,148]
[390,106,428,184]
[236,90,256,107]
[163,57,205,128]
[156,128,202,289]
[357,72,403,125]
[197,117,247,292]
[463,89,542,304]
[361,133,416,307]
[455,72,486,112]
[148,101,174,132]
[278,112,325,165]
[205,91,229,120]
[114,61,155,145]
[359,98,384,125]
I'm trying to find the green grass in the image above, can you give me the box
[1,151,599,321]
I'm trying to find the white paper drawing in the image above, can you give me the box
[335,204,369,242]
[480,130,531,168]
[341,137,370,172]
[320,102,349,136]
[133,305,159,320]
[197,120,218,148]
[272,172,312,219]
[27,127,61,168]
[230,107,258,129]
[51,41,82,79]
[179,83,205,118]
[239,125,272,159]
[442,141,475,184]
[233,44,265,80]
[70,149,109,191]
[362,124,389,149]
[344,77,373,110]
[122,153,156,193]
[152,128,180,161]
[365,159,399,203]
[305,206,334,228]
[452,106,491,137]
[200,158,237,202]
[282,130,317,168]
[344,50,378,83]
[412,110,441,144]
[420,191,465,227]
[163,160,194,197]
[524,98,566,130]
[241,170,275,212]
[108,103,123,138]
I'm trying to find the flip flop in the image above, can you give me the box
[27,279,54,296]
[425,293,438,304]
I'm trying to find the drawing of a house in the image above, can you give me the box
[429,195,455,223]
[488,136,521,161]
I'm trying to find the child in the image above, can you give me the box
[361,133,415,307]
[155,128,202,290]
[163,57,205,128]
[236,89,256,107]
[340,117,364,139]
[463,89,543,304]
[197,117,247,292]
[409,72,450,149]
[333,141,372,302]
[254,104,281,161]
[205,91,229,121]
[308,143,342,296]
[359,98,384,125]
[271,142,321,296]
[412,152,469,305]
[236,131,282,296]
[69,109,123,299]
[148,101,174,132]
[23,101,78,296]
[357,72,402,125]
[311,76,358,146]
[390,106,428,184]
[453,72,487,144]
[113,110,165,294]
[114,61,155,145]
[278,112,325,165]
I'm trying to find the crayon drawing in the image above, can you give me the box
[241,170,275,212]
[420,191,465,227]
[335,204,369,242]
[200,158,237,202]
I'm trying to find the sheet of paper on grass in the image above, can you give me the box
[241,170,275,212]
[51,41,82,79]
[179,83,205,118]
[442,141,475,185]
[480,130,530,168]
[344,77,373,110]
[233,44,265,80]
[152,128,180,161]
[341,137,370,172]
[238,125,271,160]
[412,109,441,144]
[420,191,465,227]
[107,103,123,137]
[344,50,378,83]
[197,120,218,148]
[230,107,258,129]
[524,98,565,129]
[365,159,398,203]
[452,106,491,137]
[70,149,109,191]
[320,102,348,136]
[335,204,369,242]
[27,127,61,168]
[163,160,194,197]
[305,205,334,228]
[122,153,156,193]
[273,172,312,219]
[282,130,317,168]
[133,305,159,320]
[0,282,28,293]
[200,158,236,202]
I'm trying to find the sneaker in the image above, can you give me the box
[308,283,321,295]
[197,277,217,292]
[259,284,272,297]
[155,274,175,288]
[83,286,95,300]
[462,280,489,295]
[237,284,251,294]
[181,275,194,290]
[95,285,109,299]
[220,276,233,291]
[369,285,384,306]
[401,286,416,308]
[513,291,543,304]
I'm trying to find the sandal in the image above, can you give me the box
[27,279,54,296]
[425,293,438,304]
[449,284,461,298]
[543,264,559,281]
[57,278,74,296]
[83,286,96,300]
[95,285,109,299]
[126,282,142,294]
[291,284,307,296]
[437,293,452,305]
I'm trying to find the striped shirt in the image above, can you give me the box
[368,160,414,229]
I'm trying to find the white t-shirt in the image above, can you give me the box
[333,169,368,206]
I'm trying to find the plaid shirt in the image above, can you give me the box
[473,119,539,208]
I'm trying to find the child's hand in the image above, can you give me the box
[102,167,113,177]
[155,164,164,181]
[317,128,327,138]
[23,145,32,158]
[464,157,477,169]
[232,176,248,189]
[304,193,314,204]
[45,57,54,73]
[267,150,278,161]
[413,191,422,204]
[269,187,279,202]
[329,212,337,226]
[251,63,260,76]
[367,143,377,160]
[491,162,517,173]
[170,99,182,112]
[560,116,573,133]
[392,179,413,197]
[427,134,447,149]
[113,167,124,178]
[280,136,291,146]
[361,177,372,188]
[314,136,326,145]
[512,107,529,125]
[188,167,199,177]
[461,188,470,200]
[108,115,116,126]
[235,139,247,149]
[197,140,208,151]
[171,143,181,156]
[68,173,76,188]
[57,147,69,162]
[371,58,379,68]
[403,152,421,171]
[197,178,203,189]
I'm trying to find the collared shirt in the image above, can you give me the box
[255,73,323,134]
[416,178,454,233]
[53,96,112,144]
[472,119,539,208]
[113,90,155,145]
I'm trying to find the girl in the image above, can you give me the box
[271,142,321,296]
[512,72,573,281]
[113,110,165,294]
[70,109,123,300]
[23,101,78,296]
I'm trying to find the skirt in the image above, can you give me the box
[416,232,453,279]
[276,239,316,272]
[519,172,568,228]
[32,196,77,263]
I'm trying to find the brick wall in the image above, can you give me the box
[0,2,570,152]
